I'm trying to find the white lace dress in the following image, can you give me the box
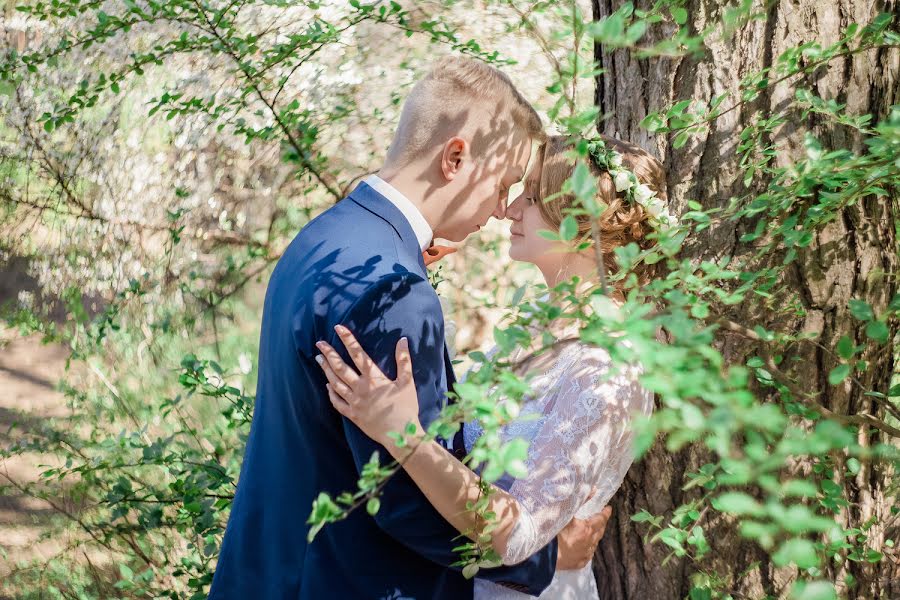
[463,340,654,600]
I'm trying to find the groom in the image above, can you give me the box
[209,57,610,599]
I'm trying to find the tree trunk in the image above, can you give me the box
[590,1,899,598]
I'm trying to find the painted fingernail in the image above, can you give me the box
[315,355,324,365]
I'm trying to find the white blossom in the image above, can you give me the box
[613,170,631,192]
[658,210,677,226]
[634,184,655,204]
[647,199,665,217]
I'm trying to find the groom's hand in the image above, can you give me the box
[556,505,613,570]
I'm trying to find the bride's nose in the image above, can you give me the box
[506,194,525,221]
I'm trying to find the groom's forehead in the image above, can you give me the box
[501,162,526,187]
[508,141,532,179]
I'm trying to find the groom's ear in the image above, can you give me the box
[440,137,468,181]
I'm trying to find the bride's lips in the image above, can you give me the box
[510,230,523,237]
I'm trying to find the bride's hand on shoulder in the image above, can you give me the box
[316,325,423,451]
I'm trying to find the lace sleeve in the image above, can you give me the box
[500,345,650,565]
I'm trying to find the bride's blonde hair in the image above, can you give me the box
[537,134,668,288]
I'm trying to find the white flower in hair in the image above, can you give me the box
[613,170,631,192]
[658,210,675,224]
[634,183,655,205]
[585,136,678,231]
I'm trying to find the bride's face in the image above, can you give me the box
[507,152,565,268]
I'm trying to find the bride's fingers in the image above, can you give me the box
[394,337,414,385]
[316,356,354,401]
[326,384,353,417]
[315,340,359,387]
[334,325,378,376]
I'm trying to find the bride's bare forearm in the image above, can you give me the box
[386,435,520,556]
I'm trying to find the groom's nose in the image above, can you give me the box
[491,198,507,220]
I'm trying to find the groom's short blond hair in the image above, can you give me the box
[385,56,544,167]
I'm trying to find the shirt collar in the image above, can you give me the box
[364,175,433,252]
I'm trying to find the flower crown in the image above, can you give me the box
[584,137,676,231]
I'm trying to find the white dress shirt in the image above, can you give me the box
[364,175,433,252]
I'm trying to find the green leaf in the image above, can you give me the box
[828,364,850,385]
[782,479,819,498]
[848,299,874,321]
[788,580,836,600]
[689,587,713,600]
[366,497,380,515]
[690,302,709,319]
[630,509,657,523]
[672,7,688,24]
[640,112,666,133]
[835,335,855,359]
[773,538,819,569]
[865,320,889,343]
[888,292,900,313]
[589,11,626,44]
[625,20,647,44]
[511,285,527,306]
[712,492,764,516]
[559,215,578,241]
[667,100,692,117]
[571,161,597,201]
[537,229,560,241]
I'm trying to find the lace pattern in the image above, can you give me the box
[463,341,654,599]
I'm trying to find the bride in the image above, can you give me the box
[315,133,669,599]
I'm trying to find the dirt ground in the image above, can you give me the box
[0,330,83,583]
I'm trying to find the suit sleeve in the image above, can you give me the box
[328,272,557,596]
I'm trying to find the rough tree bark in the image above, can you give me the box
[590,1,899,598]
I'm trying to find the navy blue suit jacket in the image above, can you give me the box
[208,182,557,599]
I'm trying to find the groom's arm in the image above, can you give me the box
[329,272,557,596]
